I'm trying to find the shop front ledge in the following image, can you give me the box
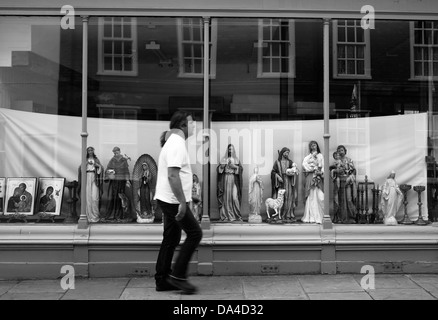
[0,223,436,246]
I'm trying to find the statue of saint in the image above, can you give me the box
[217,144,243,222]
[248,166,264,223]
[302,141,324,224]
[190,174,202,222]
[329,145,357,223]
[380,170,403,225]
[78,146,104,223]
[132,154,158,223]
[104,146,131,221]
[270,147,298,222]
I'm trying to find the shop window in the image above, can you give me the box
[257,19,295,78]
[97,17,138,76]
[177,18,217,78]
[332,20,371,79]
[410,21,438,80]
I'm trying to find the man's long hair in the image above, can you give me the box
[169,110,190,130]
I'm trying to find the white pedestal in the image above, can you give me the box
[248,214,262,223]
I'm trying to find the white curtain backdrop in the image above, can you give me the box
[0,109,428,220]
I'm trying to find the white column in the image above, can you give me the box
[78,15,89,229]
[428,37,434,156]
[323,18,333,230]
[201,16,211,229]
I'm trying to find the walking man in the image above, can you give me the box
[154,111,202,294]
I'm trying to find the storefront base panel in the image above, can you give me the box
[336,261,438,274]
[0,224,437,279]
[0,263,73,280]
[88,261,199,278]
[213,261,321,275]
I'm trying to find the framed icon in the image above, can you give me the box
[5,177,37,215]
[36,177,65,216]
[0,178,5,214]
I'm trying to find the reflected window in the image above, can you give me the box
[257,19,295,78]
[411,21,438,79]
[177,18,217,78]
[97,17,138,76]
[333,20,371,79]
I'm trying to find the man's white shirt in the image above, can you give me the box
[154,132,193,204]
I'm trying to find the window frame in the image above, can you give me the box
[332,19,371,80]
[257,19,296,79]
[409,21,438,81]
[97,17,138,77]
[176,18,217,79]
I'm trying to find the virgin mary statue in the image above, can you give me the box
[217,144,243,222]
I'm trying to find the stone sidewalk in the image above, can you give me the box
[0,274,437,300]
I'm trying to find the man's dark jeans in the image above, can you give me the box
[155,200,203,284]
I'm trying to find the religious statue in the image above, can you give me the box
[104,146,132,221]
[132,154,158,223]
[270,147,298,222]
[329,145,357,224]
[248,166,264,223]
[189,174,202,222]
[380,170,403,225]
[302,141,324,224]
[78,146,104,223]
[217,144,243,222]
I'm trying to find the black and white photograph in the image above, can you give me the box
[0,0,437,307]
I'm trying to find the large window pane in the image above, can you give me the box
[88,17,204,223]
[210,18,322,223]
[330,19,430,223]
[88,17,204,224]
[0,16,83,221]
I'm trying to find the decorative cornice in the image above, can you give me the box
[0,0,438,20]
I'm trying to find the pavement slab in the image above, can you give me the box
[190,276,244,295]
[298,274,364,293]
[0,292,64,300]
[352,274,420,290]
[408,274,438,291]
[242,276,307,299]
[0,281,18,296]
[308,292,373,300]
[367,288,436,300]
[408,274,438,297]
[126,277,155,288]
[120,287,181,300]
[61,278,130,300]
[8,279,66,294]
[180,293,246,300]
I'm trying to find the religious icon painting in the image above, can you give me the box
[0,178,5,214]
[36,177,65,215]
[5,177,37,215]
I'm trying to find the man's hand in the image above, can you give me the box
[175,202,187,221]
